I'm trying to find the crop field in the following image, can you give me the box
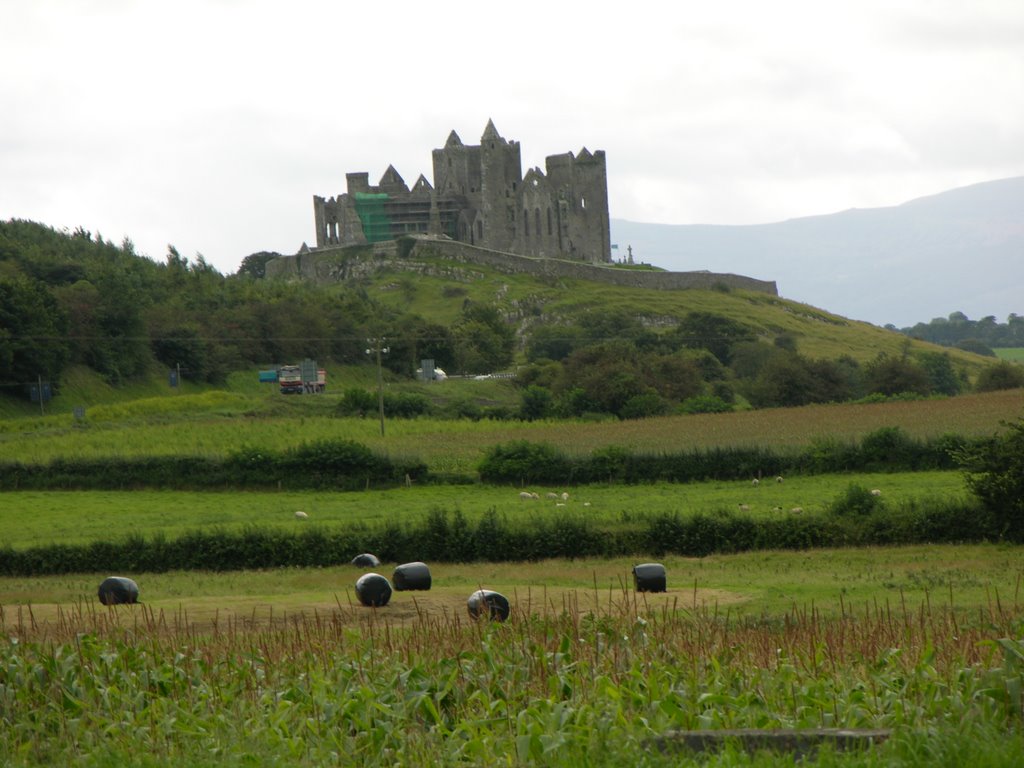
[2,388,1022,473]
[0,471,968,550]
[1,545,1023,766]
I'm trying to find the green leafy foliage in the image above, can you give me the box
[975,360,1024,391]
[956,417,1024,540]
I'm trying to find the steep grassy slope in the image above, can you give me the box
[323,248,988,368]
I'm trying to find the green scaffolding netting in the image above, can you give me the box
[353,193,392,243]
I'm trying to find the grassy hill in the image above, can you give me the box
[277,244,987,367]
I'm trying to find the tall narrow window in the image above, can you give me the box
[524,209,529,236]
[534,208,541,239]
[547,208,552,236]
[477,220,483,240]
[581,196,586,209]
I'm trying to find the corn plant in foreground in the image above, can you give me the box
[1,589,1023,766]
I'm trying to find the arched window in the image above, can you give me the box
[524,209,529,236]
[547,208,553,236]
[477,220,483,240]
[581,196,586,209]
[534,208,541,238]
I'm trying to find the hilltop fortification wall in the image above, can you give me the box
[264,236,778,295]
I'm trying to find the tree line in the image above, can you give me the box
[2,219,1021,416]
[895,311,1024,352]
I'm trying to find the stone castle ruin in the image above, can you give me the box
[269,122,777,297]
[313,120,611,264]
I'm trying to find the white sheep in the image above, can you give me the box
[560,492,569,501]
[790,507,803,514]
[752,478,760,487]
[294,510,308,519]
[870,489,882,497]
[776,476,784,484]
[738,503,751,512]
[546,492,559,499]
[519,491,534,500]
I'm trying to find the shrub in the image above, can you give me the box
[828,483,882,517]
[619,392,669,419]
[975,361,1024,392]
[384,391,433,418]
[336,387,377,417]
[678,394,732,414]
[956,417,1024,541]
[478,441,571,485]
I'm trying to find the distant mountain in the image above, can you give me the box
[610,176,1024,328]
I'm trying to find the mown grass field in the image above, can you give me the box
[3,544,1020,629]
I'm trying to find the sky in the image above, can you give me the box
[3,1,1023,297]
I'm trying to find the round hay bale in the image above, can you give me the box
[351,553,381,568]
[393,561,431,591]
[354,573,393,607]
[97,576,139,606]
[467,589,510,622]
[632,563,667,593]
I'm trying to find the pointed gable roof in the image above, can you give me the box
[577,147,593,161]
[412,174,433,192]
[445,130,463,148]
[379,164,406,187]
[482,118,500,141]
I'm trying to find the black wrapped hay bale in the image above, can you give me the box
[355,573,392,607]
[97,576,139,605]
[393,561,431,591]
[467,589,510,622]
[351,553,381,568]
[633,563,667,593]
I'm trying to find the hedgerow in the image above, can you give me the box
[0,497,989,577]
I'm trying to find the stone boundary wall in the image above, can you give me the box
[265,237,778,295]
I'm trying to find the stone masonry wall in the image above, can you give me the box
[264,236,778,295]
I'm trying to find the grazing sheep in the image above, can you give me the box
[294,510,308,519]
[771,506,783,513]
[790,507,803,514]
[752,478,760,487]
[738,503,751,512]
[519,491,534,500]
[870,489,882,496]
[776,476,784,484]
[531,492,540,500]
[546,492,559,499]
[560,492,569,501]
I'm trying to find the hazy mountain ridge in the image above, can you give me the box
[610,176,1024,328]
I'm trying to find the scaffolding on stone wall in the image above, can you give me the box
[353,193,392,243]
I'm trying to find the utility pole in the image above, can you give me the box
[365,337,389,437]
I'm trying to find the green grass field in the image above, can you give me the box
[995,347,1024,362]
[0,471,968,550]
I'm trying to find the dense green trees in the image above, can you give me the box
[0,276,69,394]
[957,417,1024,540]
[899,311,1024,349]
[1,219,1019,419]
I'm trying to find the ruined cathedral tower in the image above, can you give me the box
[312,121,611,264]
